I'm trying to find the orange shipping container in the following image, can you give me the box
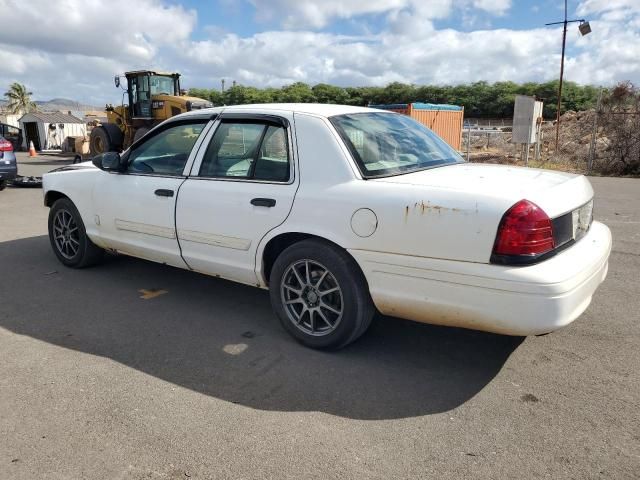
[370,102,464,150]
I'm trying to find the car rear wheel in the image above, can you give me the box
[269,239,375,349]
[48,198,104,268]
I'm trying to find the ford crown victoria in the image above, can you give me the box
[42,104,612,349]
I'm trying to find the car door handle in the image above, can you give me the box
[250,198,276,207]
[154,189,174,197]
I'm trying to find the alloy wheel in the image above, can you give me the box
[280,259,344,336]
[53,209,80,259]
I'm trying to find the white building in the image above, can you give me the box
[0,113,21,128]
[18,112,86,151]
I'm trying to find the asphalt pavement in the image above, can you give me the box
[0,152,638,479]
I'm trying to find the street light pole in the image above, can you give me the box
[545,0,591,151]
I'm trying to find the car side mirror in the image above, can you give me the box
[114,75,121,88]
[92,152,124,172]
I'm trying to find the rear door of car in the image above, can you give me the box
[176,112,298,285]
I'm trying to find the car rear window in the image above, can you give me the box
[330,112,463,178]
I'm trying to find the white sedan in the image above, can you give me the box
[43,104,612,349]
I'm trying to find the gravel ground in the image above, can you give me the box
[0,153,638,479]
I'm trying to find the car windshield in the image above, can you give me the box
[330,112,464,178]
[149,76,176,95]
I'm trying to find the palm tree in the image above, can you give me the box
[3,82,37,114]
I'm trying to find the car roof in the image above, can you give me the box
[173,103,389,122]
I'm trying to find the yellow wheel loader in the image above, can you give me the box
[89,70,212,156]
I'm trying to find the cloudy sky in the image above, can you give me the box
[0,0,638,105]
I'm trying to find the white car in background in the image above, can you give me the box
[42,104,612,349]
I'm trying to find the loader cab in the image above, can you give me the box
[122,71,181,119]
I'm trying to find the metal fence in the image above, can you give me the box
[461,107,640,176]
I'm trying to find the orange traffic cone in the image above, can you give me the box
[28,141,36,157]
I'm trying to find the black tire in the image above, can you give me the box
[0,180,6,191]
[89,126,112,156]
[101,123,124,150]
[133,127,150,143]
[269,239,375,349]
[48,198,104,268]
[89,124,123,156]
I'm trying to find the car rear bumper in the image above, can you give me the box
[0,165,18,181]
[349,221,612,336]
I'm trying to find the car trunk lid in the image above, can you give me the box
[372,163,592,218]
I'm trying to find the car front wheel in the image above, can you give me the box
[269,239,375,349]
[48,198,104,268]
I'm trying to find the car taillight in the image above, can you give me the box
[0,139,12,152]
[492,200,555,258]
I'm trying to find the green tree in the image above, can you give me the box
[344,86,385,106]
[188,80,602,118]
[415,85,449,104]
[312,83,349,104]
[276,82,316,103]
[3,82,37,114]
[223,85,267,105]
[260,88,279,103]
[380,82,416,104]
[208,89,224,105]
[344,87,364,105]
[529,81,559,118]
[187,87,209,99]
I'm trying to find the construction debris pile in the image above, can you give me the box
[467,108,639,175]
[541,110,600,154]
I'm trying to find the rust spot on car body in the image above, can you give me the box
[402,201,474,222]
[372,297,511,334]
[407,201,465,215]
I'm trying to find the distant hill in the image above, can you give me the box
[35,98,100,112]
[0,98,100,113]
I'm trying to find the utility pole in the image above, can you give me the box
[545,0,591,151]
[555,6,568,152]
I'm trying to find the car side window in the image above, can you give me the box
[128,121,206,176]
[199,121,290,182]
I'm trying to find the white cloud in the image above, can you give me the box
[248,0,509,29]
[181,26,558,89]
[0,46,51,76]
[577,0,640,15]
[562,0,640,84]
[0,0,196,104]
[181,0,638,92]
[0,0,196,62]
[472,0,512,16]
[249,0,408,29]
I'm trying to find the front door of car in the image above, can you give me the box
[93,119,210,268]
[176,113,298,285]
